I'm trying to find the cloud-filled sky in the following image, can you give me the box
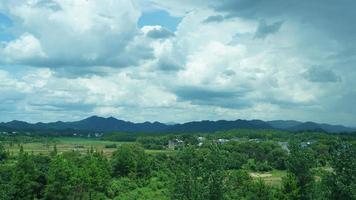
[0,0,355,126]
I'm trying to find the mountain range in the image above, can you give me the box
[0,116,355,134]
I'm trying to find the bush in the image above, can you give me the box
[243,159,272,172]
[105,144,117,149]
[111,144,152,179]
[107,178,137,198]
[0,144,7,161]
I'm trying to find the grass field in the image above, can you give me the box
[3,137,174,157]
[2,137,128,157]
[250,170,287,187]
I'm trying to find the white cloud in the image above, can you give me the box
[0,0,355,126]
[0,66,179,122]
[142,25,175,39]
[1,0,151,67]
[1,33,46,63]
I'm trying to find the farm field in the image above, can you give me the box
[4,137,127,156]
[2,137,175,157]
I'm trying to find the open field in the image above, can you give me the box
[250,170,287,187]
[3,137,129,156]
[145,149,175,154]
[2,137,173,157]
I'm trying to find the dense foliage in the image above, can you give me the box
[0,130,355,199]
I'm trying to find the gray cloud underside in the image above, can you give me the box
[211,0,356,42]
[305,66,341,83]
[254,20,283,39]
[174,86,251,109]
[146,27,175,39]
[202,15,225,23]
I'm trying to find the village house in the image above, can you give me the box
[278,142,289,153]
[217,138,230,144]
[168,139,184,150]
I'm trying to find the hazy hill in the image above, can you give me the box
[0,116,355,133]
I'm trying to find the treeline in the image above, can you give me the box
[133,129,351,147]
[0,128,92,137]
[0,139,355,199]
[0,135,58,144]
[105,129,356,142]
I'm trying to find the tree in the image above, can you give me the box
[45,156,76,200]
[224,170,252,199]
[31,154,51,199]
[172,146,206,200]
[172,145,226,200]
[0,143,7,161]
[243,179,276,200]
[281,173,300,200]
[50,144,58,156]
[111,144,151,179]
[205,145,225,200]
[324,142,356,199]
[107,177,138,199]
[0,164,12,200]
[287,142,316,200]
[267,148,288,170]
[10,153,41,200]
[83,152,111,199]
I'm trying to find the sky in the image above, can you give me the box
[0,0,355,126]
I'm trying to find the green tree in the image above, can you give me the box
[267,148,288,170]
[224,170,252,199]
[172,145,225,200]
[32,154,51,199]
[243,179,276,200]
[111,144,151,179]
[50,144,58,156]
[10,153,41,200]
[281,173,300,200]
[0,143,7,161]
[45,156,76,200]
[83,152,111,199]
[287,142,315,200]
[0,164,12,200]
[324,142,356,199]
[107,177,138,199]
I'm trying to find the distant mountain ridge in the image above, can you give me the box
[0,116,355,133]
[266,120,356,133]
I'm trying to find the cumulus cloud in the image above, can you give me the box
[0,0,356,126]
[0,66,179,122]
[157,56,183,71]
[0,0,153,68]
[143,26,175,39]
[1,33,47,63]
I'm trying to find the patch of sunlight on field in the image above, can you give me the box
[250,170,287,187]
[145,149,175,155]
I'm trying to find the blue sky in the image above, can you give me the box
[0,12,14,41]
[0,0,355,127]
[138,10,181,31]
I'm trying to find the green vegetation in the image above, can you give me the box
[0,129,355,199]
[2,137,132,157]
